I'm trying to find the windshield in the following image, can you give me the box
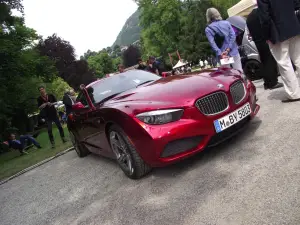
[89,70,161,103]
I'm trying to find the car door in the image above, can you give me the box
[82,108,106,154]
[71,106,97,152]
[74,90,112,156]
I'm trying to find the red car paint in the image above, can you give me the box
[68,68,259,167]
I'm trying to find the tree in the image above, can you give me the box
[138,0,182,60]
[65,60,96,90]
[179,0,214,62]
[112,57,122,71]
[135,0,240,66]
[87,52,114,78]
[80,49,97,60]
[0,0,56,136]
[37,34,76,80]
[212,0,240,18]
[122,45,141,67]
[37,34,97,89]
[46,77,72,100]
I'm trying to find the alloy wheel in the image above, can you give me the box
[110,131,134,175]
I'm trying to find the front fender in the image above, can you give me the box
[101,107,155,162]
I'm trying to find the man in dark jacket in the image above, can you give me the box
[258,0,300,102]
[37,86,66,148]
[246,8,283,90]
[146,56,159,75]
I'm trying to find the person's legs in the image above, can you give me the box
[289,35,300,77]
[256,42,279,88]
[269,40,300,100]
[21,135,41,148]
[18,136,29,154]
[53,117,66,142]
[231,54,243,72]
[47,120,55,147]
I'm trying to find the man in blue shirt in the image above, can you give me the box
[6,133,41,155]
[205,8,243,72]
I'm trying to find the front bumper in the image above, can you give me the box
[130,83,260,167]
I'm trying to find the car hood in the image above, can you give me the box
[106,69,242,108]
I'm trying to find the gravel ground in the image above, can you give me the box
[1,80,300,225]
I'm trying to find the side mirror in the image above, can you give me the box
[72,102,85,110]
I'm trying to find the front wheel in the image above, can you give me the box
[108,125,152,179]
[69,131,90,158]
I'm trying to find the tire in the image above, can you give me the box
[243,59,262,81]
[69,131,90,158]
[108,125,152,179]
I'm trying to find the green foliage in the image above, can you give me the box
[135,0,240,65]
[80,49,97,60]
[212,0,241,18]
[37,34,96,90]
[111,45,122,58]
[0,0,56,136]
[87,52,114,78]
[45,77,72,100]
[179,0,215,62]
[112,57,122,71]
[139,0,182,59]
[122,45,141,67]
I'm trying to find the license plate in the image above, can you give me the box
[214,103,251,133]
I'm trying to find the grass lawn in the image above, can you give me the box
[0,126,73,180]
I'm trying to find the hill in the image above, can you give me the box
[113,10,141,47]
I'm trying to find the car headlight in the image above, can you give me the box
[136,109,184,125]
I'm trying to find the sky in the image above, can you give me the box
[22,0,138,57]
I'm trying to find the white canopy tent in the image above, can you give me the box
[173,60,188,69]
[227,0,257,17]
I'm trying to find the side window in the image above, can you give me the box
[76,92,89,107]
[87,87,95,104]
[76,87,95,107]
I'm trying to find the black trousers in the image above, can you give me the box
[255,41,279,88]
[47,117,65,143]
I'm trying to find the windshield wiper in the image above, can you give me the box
[136,80,154,87]
[99,93,122,104]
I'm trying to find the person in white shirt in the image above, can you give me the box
[199,60,204,68]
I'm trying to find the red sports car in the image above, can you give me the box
[68,68,260,179]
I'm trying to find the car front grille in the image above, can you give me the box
[230,80,246,104]
[195,92,228,115]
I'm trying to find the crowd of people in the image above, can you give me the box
[117,56,161,76]
[3,86,75,155]
[205,0,300,103]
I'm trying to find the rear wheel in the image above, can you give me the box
[69,131,90,158]
[243,60,261,81]
[108,125,151,179]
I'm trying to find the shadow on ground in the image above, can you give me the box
[60,119,261,225]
